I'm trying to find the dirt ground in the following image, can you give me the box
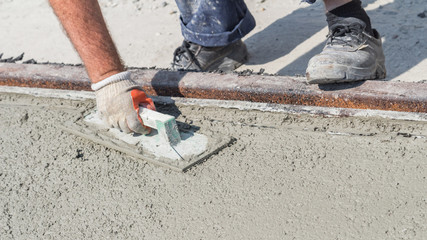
[0,0,426,82]
[1,92,427,239]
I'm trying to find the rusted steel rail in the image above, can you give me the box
[1,62,427,113]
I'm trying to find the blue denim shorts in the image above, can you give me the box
[175,0,317,47]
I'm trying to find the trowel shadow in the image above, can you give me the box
[151,69,186,118]
[179,129,196,141]
[143,127,198,141]
[151,70,201,133]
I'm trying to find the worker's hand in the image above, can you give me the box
[92,71,156,134]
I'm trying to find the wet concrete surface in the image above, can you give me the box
[1,93,427,239]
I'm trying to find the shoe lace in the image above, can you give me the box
[171,41,202,70]
[327,22,366,47]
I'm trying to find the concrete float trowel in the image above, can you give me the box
[61,107,232,172]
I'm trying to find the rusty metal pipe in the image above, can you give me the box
[1,63,426,113]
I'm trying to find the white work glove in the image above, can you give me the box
[91,71,156,134]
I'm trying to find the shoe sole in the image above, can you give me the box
[205,43,249,72]
[307,61,386,84]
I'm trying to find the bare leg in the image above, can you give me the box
[49,0,124,83]
[323,0,352,11]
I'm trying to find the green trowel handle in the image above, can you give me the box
[139,107,181,146]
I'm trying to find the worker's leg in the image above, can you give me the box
[172,0,255,72]
[323,0,352,11]
[49,0,156,134]
[324,0,373,35]
[306,0,386,84]
[175,0,255,47]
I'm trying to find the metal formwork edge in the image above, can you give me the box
[1,63,426,113]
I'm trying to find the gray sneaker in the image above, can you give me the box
[306,18,386,84]
[171,40,248,72]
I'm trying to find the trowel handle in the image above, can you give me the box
[139,108,173,129]
[139,107,181,145]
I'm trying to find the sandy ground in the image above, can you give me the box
[1,92,427,239]
[0,0,426,82]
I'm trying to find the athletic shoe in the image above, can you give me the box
[306,17,386,84]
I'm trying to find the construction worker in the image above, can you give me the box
[49,0,385,134]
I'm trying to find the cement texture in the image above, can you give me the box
[1,92,427,239]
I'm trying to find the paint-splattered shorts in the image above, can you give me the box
[175,0,317,47]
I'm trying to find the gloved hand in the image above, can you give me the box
[92,71,156,134]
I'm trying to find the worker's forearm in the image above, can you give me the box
[49,0,124,83]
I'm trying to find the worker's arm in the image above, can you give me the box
[49,0,155,134]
